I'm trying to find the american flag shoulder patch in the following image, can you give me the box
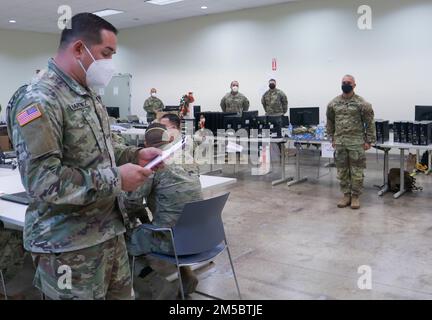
[16,104,43,127]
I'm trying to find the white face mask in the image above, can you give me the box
[232,86,239,93]
[151,92,157,97]
[78,44,115,89]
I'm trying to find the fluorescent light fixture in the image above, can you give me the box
[93,9,124,17]
[201,6,208,9]
[147,0,184,5]
[9,19,16,23]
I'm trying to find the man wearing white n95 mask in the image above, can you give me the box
[7,12,162,300]
[220,80,250,115]
[144,88,164,123]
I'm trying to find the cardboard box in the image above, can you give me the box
[0,135,12,151]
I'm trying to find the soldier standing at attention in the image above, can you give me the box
[326,75,376,210]
[7,13,162,300]
[220,80,250,115]
[144,88,164,123]
[261,79,288,116]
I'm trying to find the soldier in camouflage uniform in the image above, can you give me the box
[144,88,164,123]
[6,13,161,300]
[261,79,288,116]
[326,75,376,209]
[126,123,203,296]
[220,81,250,115]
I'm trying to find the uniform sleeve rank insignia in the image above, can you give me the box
[16,104,43,127]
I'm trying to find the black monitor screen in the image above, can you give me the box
[290,107,319,126]
[106,107,120,118]
[415,106,432,121]
[267,115,289,127]
[242,111,259,120]
[164,105,181,112]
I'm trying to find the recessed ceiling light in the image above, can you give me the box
[201,6,208,9]
[147,0,184,5]
[9,19,16,23]
[93,9,124,17]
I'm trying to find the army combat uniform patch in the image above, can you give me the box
[16,104,42,127]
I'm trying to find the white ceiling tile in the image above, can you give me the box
[0,0,298,33]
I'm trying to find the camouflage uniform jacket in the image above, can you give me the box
[6,58,141,253]
[137,142,203,228]
[220,92,250,114]
[143,97,164,119]
[261,88,288,115]
[326,94,376,145]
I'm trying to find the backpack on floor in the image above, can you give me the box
[388,168,422,192]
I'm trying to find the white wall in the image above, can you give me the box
[116,0,432,122]
[0,29,58,120]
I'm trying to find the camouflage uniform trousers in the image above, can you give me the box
[335,144,366,196]
[31,234,133,300]
[125,227,179,300]
[0,227,27,283]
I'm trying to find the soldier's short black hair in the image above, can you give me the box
[269,79,276,83]
[59,13,118,49]
[161,113,181,130]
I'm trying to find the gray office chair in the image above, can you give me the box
[131,192,242,300]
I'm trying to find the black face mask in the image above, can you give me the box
[342,84,353,94]
[269,83,276,90]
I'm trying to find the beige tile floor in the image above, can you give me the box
[3,151,432,300]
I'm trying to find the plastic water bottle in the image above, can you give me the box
[316,122,325,140]
[288,123,293,138]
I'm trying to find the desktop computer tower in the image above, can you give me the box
[412,122,421,145]
[412,121,432,145]
[254,116,268,137]
[375,120,389,144]
[241,111,259,133]
[419,121,432,145]
[397,121,412,144]
[267,116,289,138]
[405,122,413,144]
[393,121,402,143]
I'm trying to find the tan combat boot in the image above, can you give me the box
[337,194,351,208]
[179,266,199,296]
[351,195,360,209]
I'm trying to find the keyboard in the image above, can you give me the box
[0,191,30,205]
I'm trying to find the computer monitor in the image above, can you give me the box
[164,105,181,112]
[290,107,319,126]
[242,111,258,120]
[127,115,140,123]
[106,107,120,118]
[415,106,432,121]
[267,115,289,127]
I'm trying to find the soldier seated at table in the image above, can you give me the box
[125,123,203,298]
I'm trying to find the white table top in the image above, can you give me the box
[118,128,147,136]
[287,138,330,145]
[0,168,236,230]
[375,141,432,151]
[218,136,287,143]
